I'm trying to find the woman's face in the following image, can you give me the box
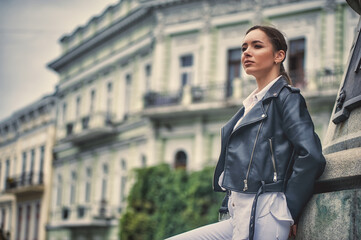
[241,29,278,78]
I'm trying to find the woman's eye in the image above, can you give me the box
[241,47,247,52]
[254,45,262,49]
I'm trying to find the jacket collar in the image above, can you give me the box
[262,76,289,102]
[221,76,289,136]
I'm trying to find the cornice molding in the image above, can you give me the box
[48,7,150,72]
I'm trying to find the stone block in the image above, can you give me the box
[296,189,361,240]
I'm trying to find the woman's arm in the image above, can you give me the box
[281,91,326,223]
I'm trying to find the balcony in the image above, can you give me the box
[47,200,117,229]
[59,112,116,144]
[142,68,343,118]
[5,172,44,196]
[142,79,255,118]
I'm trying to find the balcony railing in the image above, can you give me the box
[314,67,344,90]
[5,172,44,194]
[143,68,343,109]
[47,201,119,229]
[143,80,256,108]
[59,112,116,143]
[143,90,181,107]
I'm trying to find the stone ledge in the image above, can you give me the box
[320,147,361,180]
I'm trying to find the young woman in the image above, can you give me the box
[166,25,326,240]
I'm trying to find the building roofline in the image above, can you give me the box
[48,6,150,72]
[0,94,57,126]
[47,0,196,72]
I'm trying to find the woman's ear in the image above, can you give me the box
[274,50,286,63]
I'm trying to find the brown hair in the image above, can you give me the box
[246,25,292,85]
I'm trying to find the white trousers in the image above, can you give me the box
[165,211,291,240]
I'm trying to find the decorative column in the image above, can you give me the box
[324,0,337,71]
[297,1,361,239]
[152,10,166,92]
[200,0,212,86]
[253,0,264,25]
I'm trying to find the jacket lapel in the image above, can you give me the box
[221,77,289,137]
[233,101,266,132]
[221,107,244,138]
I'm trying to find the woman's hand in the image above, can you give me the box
[289,224,297,238]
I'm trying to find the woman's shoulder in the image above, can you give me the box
[278,84,301,100]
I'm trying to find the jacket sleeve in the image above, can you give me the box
[282,91,326,223]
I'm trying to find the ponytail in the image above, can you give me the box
[280,63,292,86]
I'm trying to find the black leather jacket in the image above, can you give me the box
[213,77,326,223]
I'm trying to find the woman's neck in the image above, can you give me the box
[255,71,280,92]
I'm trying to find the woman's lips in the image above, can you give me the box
[244,60,254,66]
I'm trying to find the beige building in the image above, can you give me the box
[0,95,56,240]
[44,0,358,239]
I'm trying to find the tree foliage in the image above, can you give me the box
[119,164,224,240]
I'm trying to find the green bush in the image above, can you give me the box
[119,164,224,240]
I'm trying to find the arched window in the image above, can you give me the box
[174,150,187,169]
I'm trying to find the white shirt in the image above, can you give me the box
[218,76,294,239]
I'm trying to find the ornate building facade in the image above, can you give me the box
[0,95,56,240]
[45,0,359,239]
[0,0,357,239]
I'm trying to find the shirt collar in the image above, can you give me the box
[242,75,281,109]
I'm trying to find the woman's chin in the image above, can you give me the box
[244,69,256,77]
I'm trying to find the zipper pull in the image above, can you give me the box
[273,172,277,182]
[243,179,248,191]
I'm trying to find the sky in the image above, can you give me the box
[0,0,120,121]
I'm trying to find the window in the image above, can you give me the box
[39,146,45,184]
[120,176,127,202]
[16,206,22,240]
[1,208,5,229]
[77,206,85,219]
[145,64,151,91]
[141,155,147,168]
[174,150,187,169]
[101,164,108,200]
[0,163,2,191]
[90,89,96,113]
[34,203,40,240]
[106,82,113,118]
[76,96,81,119]
[66,123,73,136]
[56,175,62,206]
[62,207,69,220]
[70,171,77,204]
[21,152,27,185]
[120,159,127,203]
[85,168,92,203]
[121,159,127,171]
[62,102,67,123]
[289,38,306,88]
[30,149,35,184]
[25,205,31,240]
[227,48,242,97]
[4,160,9,189]
[180,54,193,87]
[124,74,132,117]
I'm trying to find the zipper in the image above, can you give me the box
[268,138,278,182]
[243,121,263,191]
[243,103,271,192]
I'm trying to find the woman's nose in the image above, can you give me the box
[243,48,251,56]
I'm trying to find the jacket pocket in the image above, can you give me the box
[268,138,278,182]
